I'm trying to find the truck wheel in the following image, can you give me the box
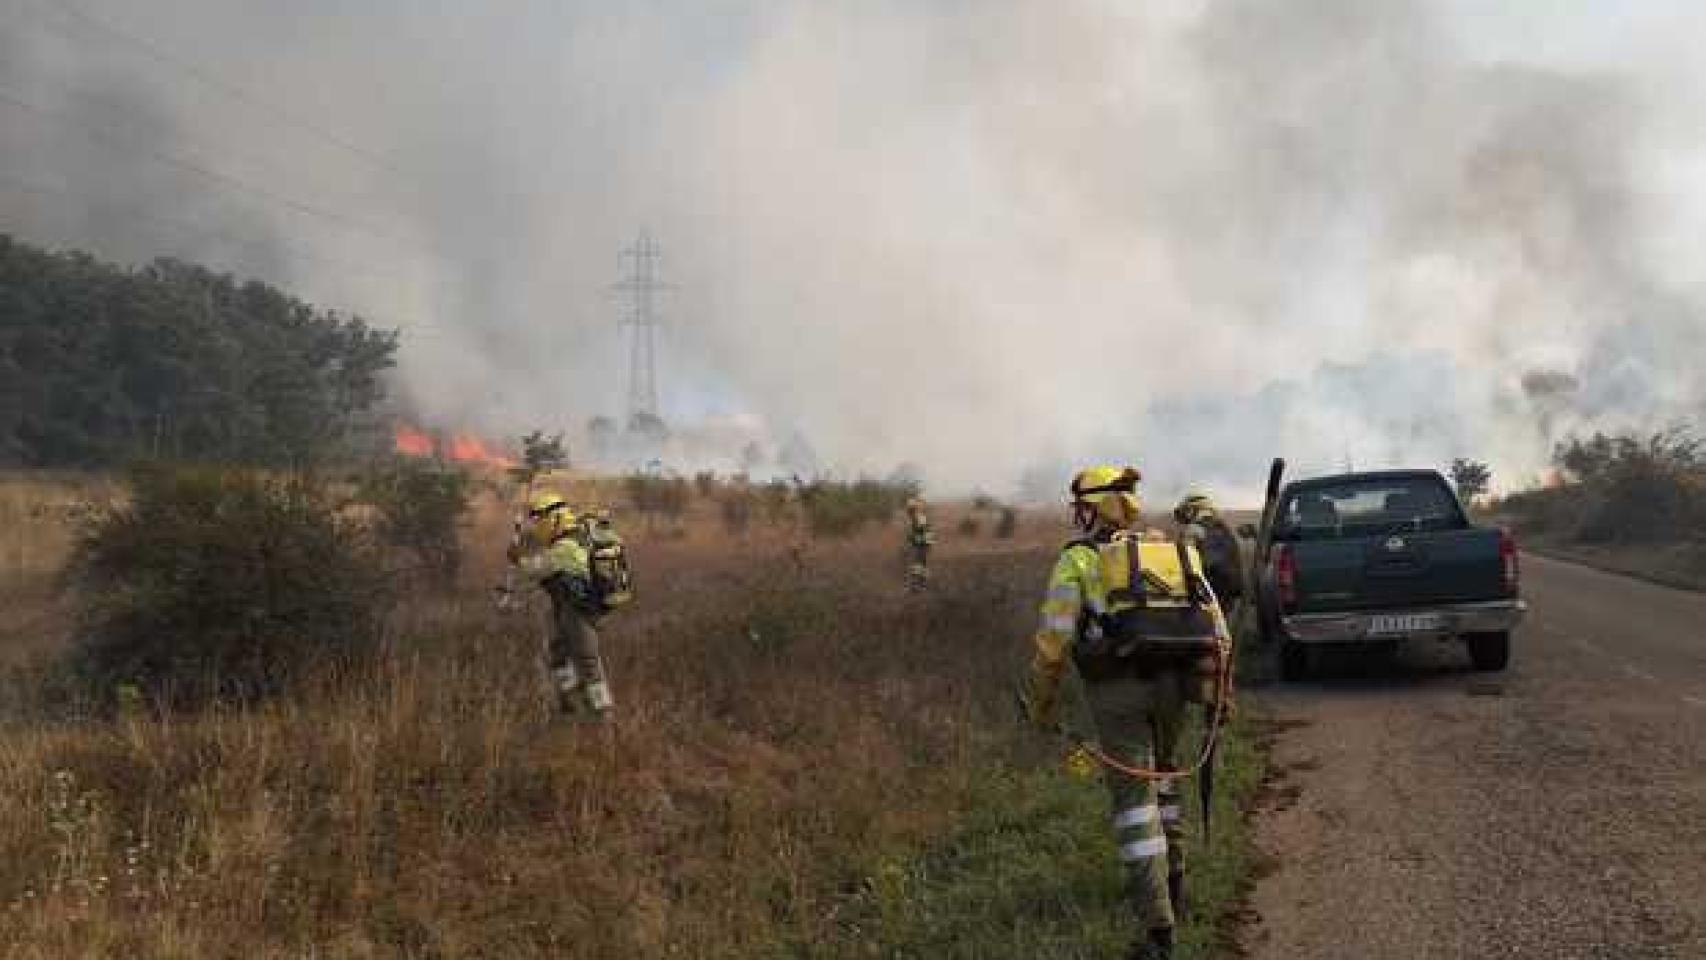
[1466,631,1510,672]
[1280,640,1309,681]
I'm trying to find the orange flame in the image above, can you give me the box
[447,432,515,469]
[392,422,514,468]
[394,424,435,457]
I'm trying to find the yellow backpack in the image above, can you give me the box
[576,514,633,611]
[1073,534,1224,684]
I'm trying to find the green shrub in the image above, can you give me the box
[759,479,793,525]
[68,464,388,707]
[1501,429,1706,544]
[518,430,568,476]
[358,459,471,585]
[694,470,719,498]
[1574,433,1702,543]
[1498,486,1573,536]
[799,478,911,539]
[663,476,691,522]
[720,484,753,535]
[624,472,659,518]
[624,472,691,527]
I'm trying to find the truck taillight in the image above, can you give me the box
[1499,527,1520,595]
[1275,543,1298,610]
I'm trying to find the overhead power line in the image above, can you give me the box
[0,169,409,283]
[0,30,392,227]
[6,0,558,261]
[27,0,406,178]
[0,86,431,259]
[0,170,473,339]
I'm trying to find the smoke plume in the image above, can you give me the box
[4,0,1703,499]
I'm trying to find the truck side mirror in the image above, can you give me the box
[1236,523,1258,540]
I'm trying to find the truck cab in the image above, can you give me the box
[1254,469,1525,679]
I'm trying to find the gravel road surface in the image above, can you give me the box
[1245,553,1706,959]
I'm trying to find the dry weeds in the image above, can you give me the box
[0,481,1061,958]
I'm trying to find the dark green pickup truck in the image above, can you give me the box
[1252,468,1526,679]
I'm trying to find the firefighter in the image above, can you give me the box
[1022,466,1232,960]
[1173,492,1244,608]
[504,490,616,719]
[904,496,934,591]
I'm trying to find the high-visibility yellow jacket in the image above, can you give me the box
[512,532,591,584]
[1028,533,1228,721]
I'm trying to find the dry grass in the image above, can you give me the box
[0,473,122,672]
[0,480,1070,958]
[0,476,1267,959]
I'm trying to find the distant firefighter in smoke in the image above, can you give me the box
[499,490,633,720]
[903,496,935,591]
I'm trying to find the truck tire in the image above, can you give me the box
[1466,631,1510,672]
[1280,640,1310,681]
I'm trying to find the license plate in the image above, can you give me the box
[1368,613,1443,635]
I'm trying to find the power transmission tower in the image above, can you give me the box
[613,234,669,432]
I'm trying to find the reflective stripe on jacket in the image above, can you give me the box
[1028,542,1102,719]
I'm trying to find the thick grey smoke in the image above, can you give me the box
[3,0,1703,499]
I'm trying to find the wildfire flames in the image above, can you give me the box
[392,423,515,469]
[446,433,513,468]
[394,425,435,457]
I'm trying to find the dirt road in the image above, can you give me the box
[1245,553,1706,959]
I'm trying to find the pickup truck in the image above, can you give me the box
[1250,467,1526,679]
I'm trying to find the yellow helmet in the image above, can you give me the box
[525,490,575,544]
[1174,492,1217,525]
[1069,465,1142,530]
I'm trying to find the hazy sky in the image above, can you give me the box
[3,0,1704,498]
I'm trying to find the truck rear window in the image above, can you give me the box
[1275,475,1465,540]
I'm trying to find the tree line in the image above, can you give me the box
[0,234,397,468]
[1499,428,1703,545]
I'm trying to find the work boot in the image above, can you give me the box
[552,666,581,717]
[1127,927,1173,960]
[1168,870,1187,919]
[584,680,615,722]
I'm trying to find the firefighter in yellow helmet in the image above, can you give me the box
[506,490,617,718]
[1173,492,1244,609]
[1022,466,1233,960]
[903,496,934,591]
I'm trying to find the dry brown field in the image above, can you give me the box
[0,474,1052,957]
[0,472,1261,959]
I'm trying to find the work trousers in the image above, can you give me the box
[905,543,930,590]
[1082,671,1192,933]
[546,595,607,704]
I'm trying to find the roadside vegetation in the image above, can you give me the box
[0,463,1265,958]
[1497,428,1706,589]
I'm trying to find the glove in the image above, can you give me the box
[1064,744,1099,780]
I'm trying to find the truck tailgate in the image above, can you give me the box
[1291,528,1508,612]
